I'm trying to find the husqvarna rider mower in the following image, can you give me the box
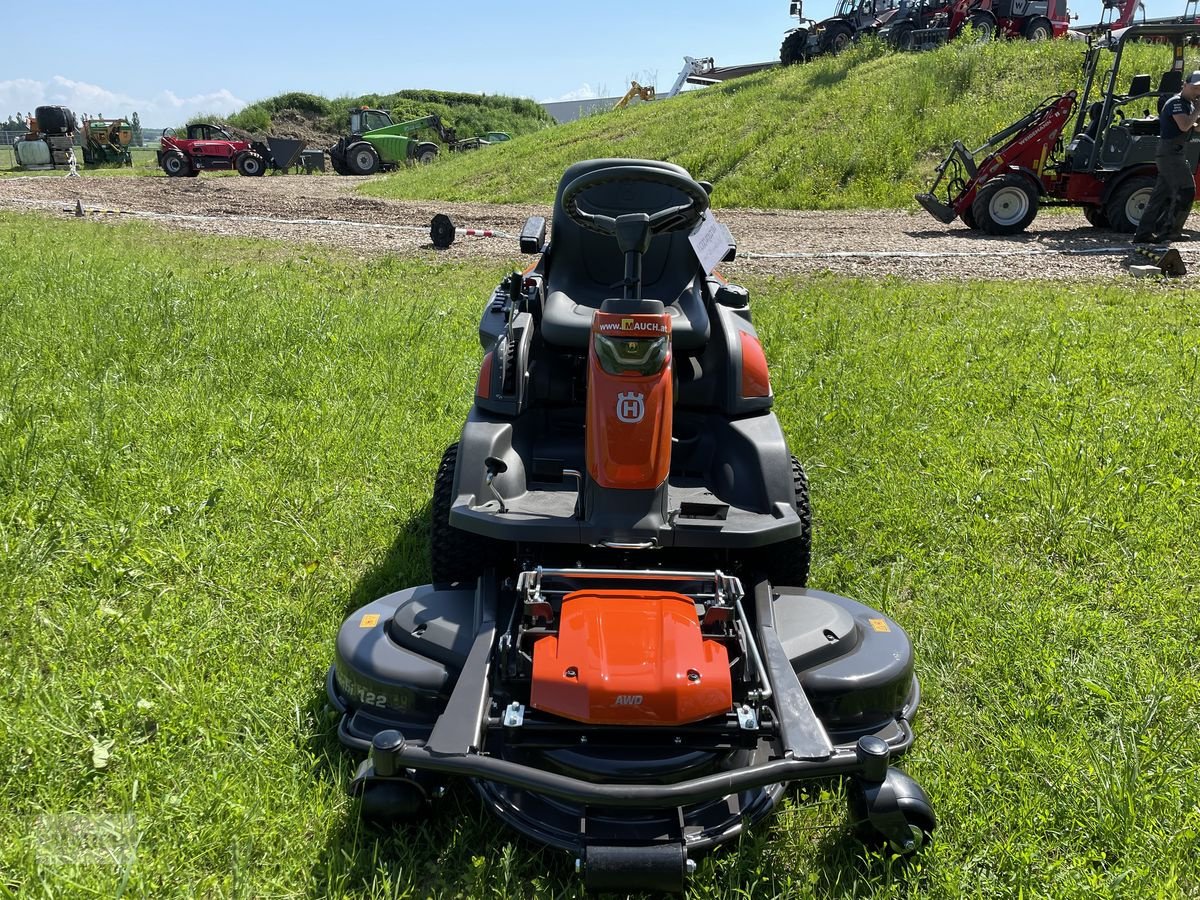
[327,159,935,892]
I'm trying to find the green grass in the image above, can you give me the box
[363,37,1181,210]
[1,212,1198,898]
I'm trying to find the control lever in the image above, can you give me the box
[484,457,508,513]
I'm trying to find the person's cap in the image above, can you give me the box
[1187,71,1200,85]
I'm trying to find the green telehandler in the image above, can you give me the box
[327,108,510,176]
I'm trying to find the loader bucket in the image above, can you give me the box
[915,192,957,225]
[266,138,306,170]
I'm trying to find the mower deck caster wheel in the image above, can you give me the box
[356,777,429,825]
[847,767,936,855]
[352,730,430,825]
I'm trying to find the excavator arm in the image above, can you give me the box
[614,81,657,110]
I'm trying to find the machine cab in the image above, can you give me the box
[187,123,233,141]
[350,108,393,135]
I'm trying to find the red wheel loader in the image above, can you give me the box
[916,23,1200,234]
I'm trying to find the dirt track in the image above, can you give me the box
[2,174,1197,282]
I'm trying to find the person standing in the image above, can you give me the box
[1133,71,1200,244]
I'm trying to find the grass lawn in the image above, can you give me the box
[1,213,1197,898]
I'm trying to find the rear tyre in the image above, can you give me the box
[1083,204,1110,228]
[161,151,188,177]
[1024,17,1053,40]
[960,205,978,229]
[430,442,508,585]
[823,23,855,54]
[890,22,916,50]
[346,142,381,176]
[1105,175,1155,233]
[235,151,265,176]
[752,456,812,589]
[417,148,437,165]
[781,29,809,64]
[971,173,1039,235]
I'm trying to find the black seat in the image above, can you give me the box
[1157,70,1183,112]
[1128,73,1152,96]
[541,158,711,351]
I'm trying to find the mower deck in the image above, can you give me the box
[329,568,927,892]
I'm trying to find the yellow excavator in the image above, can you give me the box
[614,81,656,109]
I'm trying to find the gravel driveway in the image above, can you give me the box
[2,174,1195,281]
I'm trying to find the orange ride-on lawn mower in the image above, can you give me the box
[917,23,1200,235]
[328,159,935,893]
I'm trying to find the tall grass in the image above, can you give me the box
[0,213,1197,897]
[363,38,1179,209]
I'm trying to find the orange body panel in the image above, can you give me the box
[530,590,733,725]
[475,350,494,399]
[586,311,673,490]
[739,332,771,399]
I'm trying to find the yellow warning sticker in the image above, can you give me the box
[359,613,380,629]
[868,618,891,633]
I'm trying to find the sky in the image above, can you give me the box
[1,0,1188,127]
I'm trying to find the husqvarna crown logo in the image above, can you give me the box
[616,391,645,423]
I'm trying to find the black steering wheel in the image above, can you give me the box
[561,165,710,238]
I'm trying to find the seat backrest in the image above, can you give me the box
[1128,73,1152,96]
[1158,70,1183,112]
[546,158,701,307]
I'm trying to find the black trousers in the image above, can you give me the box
[1135,143,1195,240]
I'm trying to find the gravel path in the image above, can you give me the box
[2,174,1196,281]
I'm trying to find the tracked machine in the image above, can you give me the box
[328,159,936,892]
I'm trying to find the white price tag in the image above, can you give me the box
[688,212,730,275]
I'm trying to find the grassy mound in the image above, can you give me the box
[362,38,1171,209]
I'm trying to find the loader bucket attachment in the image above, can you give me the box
[266,138,306,170]
[915,192,957,224]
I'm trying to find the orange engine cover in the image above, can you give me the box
[530,590,732,726]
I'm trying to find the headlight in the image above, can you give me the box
[594,335,669,376]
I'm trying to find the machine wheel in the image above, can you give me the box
[781,29,809,64]
[346,142,381,176]
[848,769,936,855]
[430,442,507,585]
[752,456,812,589]
[823,23,855,53]
[889,22,916,50]
[1024,16,1053,40]
[161,151,189,177]
[235,151,265,177]
[1104,175,1155,233]
[1083,204,1110,229]
[971,173,1039,235]
[417,148,437,165]
[358,779,428,825]
[967,12,996,41]
[960,204,978,229]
